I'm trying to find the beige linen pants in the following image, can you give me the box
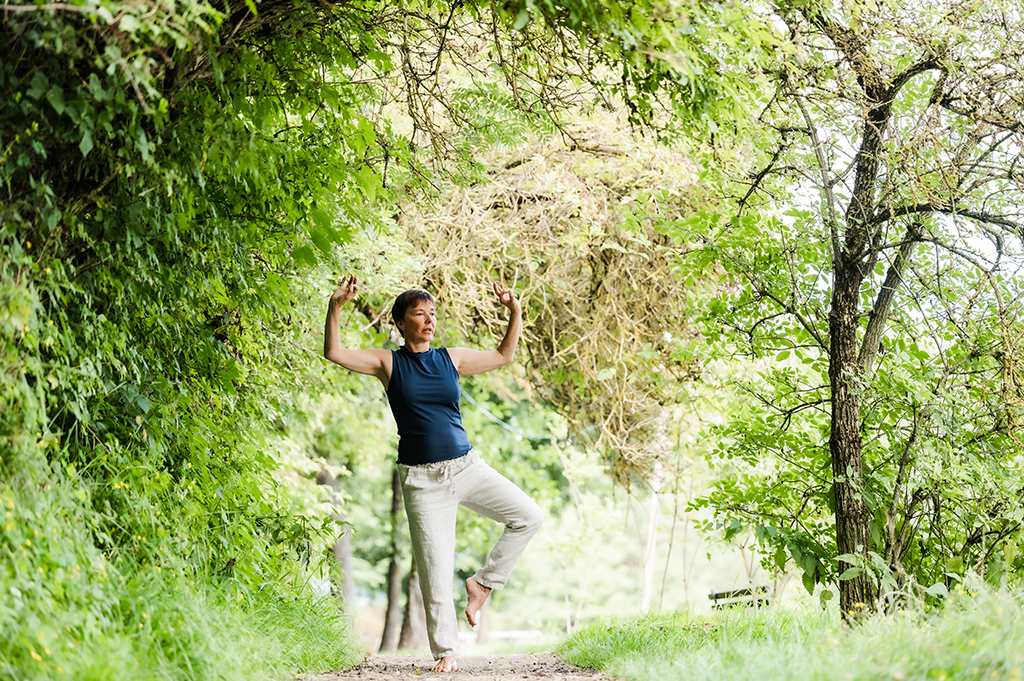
[398,450,543,660]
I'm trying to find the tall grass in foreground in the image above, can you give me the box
[2,459,363,680]
[2,572,362,681]
[559,585,1024,681]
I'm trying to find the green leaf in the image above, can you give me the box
[923,582,948,598]
[311,207,333,233]
[310,228,332,256]
[137,126,150,161]
[801,571,815,594]
[79,129,94,157]
[291,245,318,267]
[119,14,141,33]
[46,85,66,115]
[514,8,530,30]
[359,166,378,201]
[88,72,108,102]
[838,567,863,581]
[218,362,242,393]
[28,70,49,99]
[774,545,787,571]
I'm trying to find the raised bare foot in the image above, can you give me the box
[464,576,492,627]
[431,656,458,672]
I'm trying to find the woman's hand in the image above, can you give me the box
[324,274,392,384]
[447,282,523,376]
[331,275,359,306]
[492,282,520,313]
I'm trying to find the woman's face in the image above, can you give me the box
[399,299,436,344]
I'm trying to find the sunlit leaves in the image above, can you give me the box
[498,0,776,132]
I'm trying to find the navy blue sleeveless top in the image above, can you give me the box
[387,347,472,465]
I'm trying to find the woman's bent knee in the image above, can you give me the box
[520,502,544,534]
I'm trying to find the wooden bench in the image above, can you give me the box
[708,586,771,610]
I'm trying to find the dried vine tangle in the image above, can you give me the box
[402,116,709,482]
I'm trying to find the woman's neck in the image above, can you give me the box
[403,340,431,354]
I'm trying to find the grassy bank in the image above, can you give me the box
[2,567,361,680]
[1,469,362,681]
[559,586,1024,681]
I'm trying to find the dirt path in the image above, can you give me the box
[299,653,611,681]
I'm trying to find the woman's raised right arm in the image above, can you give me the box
[324,275,391,385]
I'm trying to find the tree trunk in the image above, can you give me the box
[398,553,429,650]
[829,263,878,616]
[858,221,924,374]
[316,469,356,606]
[379,466,405,652]
[640,460,662,614]
[474,598,490,644]
[330,518,356,605]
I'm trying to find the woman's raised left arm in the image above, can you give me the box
[448,282,521,376]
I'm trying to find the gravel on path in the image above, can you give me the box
[298,653,611,681]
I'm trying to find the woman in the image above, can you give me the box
[323,275,543,673]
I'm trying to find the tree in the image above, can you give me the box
[379,467,406,651]
[316,468,357,604]
[688,0,1024,615]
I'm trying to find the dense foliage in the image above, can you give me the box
[0,0,401,675]
[1,0,772,675]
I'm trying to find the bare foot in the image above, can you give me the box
[431,656,458,672]
[464,577,492,627]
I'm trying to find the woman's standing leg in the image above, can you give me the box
[399,465,461,664]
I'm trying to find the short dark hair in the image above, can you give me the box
[391,289,434,326]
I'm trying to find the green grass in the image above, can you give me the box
[2,571,363,681]
[558,585,1024,681]
[1,472,362,681]
[3,573,362,680]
